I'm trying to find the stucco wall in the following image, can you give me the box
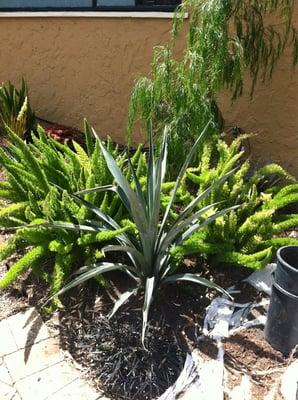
[0,12,297,175]
[0,15,175,142]
[218,44,298,176]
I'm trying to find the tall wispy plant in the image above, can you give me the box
[128,0,297,174]
[47,122,238,345]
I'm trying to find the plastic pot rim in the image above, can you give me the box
[272,277,298,300]
[277,245,298,275]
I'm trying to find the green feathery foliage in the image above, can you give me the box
[0,245,48,289]
[128,0,297,175]
[47,123,235,345]
[0,123,146,305]
[0,79,37,139]
[169,135,298,269]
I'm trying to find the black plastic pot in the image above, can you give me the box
[264,246,298,355]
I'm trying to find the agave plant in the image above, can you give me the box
[45,122,237,344]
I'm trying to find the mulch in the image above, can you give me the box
[1,248,295,400]
[0,149,297,399]
[223,327,289,399]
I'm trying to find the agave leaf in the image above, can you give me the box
[151,128,168,227]
[2,221,99,233]
[50,262,131,299]
[52,182,116,223]
[158,120,211,243]
[146,123,156,217]
[102,245,145,271]
[74,184,117,196]
[45,221,102,233]
[127,155,147,219]
[69,192,123,231]
[84,119,95,157]
[108,288,137,319]
[178,167,238,223]
[69,196,134,247]
[164,273,231,299]
[157,202,223,260]
[99,139,148,233]
[180,205,239,243]
[142,276,155,346]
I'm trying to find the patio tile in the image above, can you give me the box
[4,337,64,382]
[0,381,16,399]
[48,377,105,400]
[1,308,106,400]
[15,361,78,400]
[0,319,18,357]
[10,392,22,400]
[0,358,13,386]
[6,307,51,350]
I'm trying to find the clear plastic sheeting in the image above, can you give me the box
[158,263,298,400]
[280,359,298,400]
[244,263,276,295]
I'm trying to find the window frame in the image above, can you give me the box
[0,1,181,12]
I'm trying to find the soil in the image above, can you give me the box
[53,277,211,400]
[223,327,288,400]
[1,249,295,400]
[0,154,297,399]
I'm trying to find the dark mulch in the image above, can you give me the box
[2,228,296,399]
[52,262,255,400]
[55,275,210,400]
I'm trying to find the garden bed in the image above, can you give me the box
[1,255,296,400]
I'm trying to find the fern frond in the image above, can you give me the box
[0,245,48,289]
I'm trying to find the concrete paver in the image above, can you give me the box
[0,319,18,357]
[46,377,101,400]
[4,337,64,382]
[0,358,16,399]
[0,307,105,400]
[0,357,13,386]
[0,383,17,400]
[6,308,51,350]
[15,361,78,400]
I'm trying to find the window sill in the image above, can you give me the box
[0,11,187,19]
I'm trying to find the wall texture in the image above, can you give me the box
[0,12,297,175]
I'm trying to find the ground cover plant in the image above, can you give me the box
[128,0,298,173]
[0,123,147,308]
[169,135,298,269]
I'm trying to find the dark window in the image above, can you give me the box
[0,0,181,11]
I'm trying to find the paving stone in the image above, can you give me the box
[0,319,18,357]
[0,380,16,399]
[0,359,13,386]
[48,377,105,400]
[4,337,64,382]
[2,308,108,400]
[10,392,22,400]
[6,307,51,350]
[15,361,78,400]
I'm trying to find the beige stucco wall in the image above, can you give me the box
[0,12,297,175]
[0,15,175,143]
[218,45,298,176]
